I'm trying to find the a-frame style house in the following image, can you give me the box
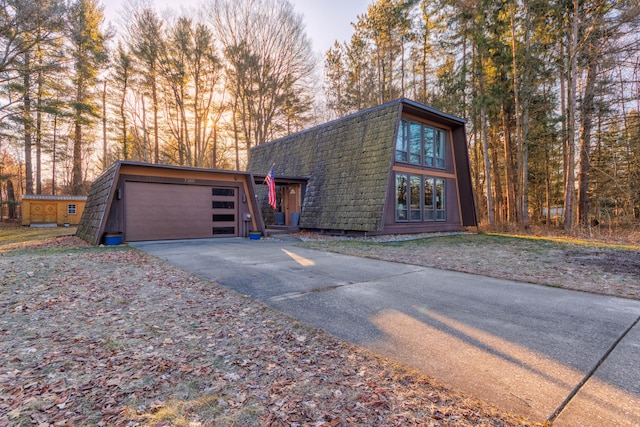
[248,98,477,235]
[77,99,476,245]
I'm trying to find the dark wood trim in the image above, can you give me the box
[392,165,456,179]
[381,222,464,234]
[401,112,453,131]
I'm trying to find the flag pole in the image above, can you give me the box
[262,163,276,184]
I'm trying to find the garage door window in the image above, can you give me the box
[212,187,237,236]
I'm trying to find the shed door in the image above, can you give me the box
[125,182,238,241]
[31,202,57,223]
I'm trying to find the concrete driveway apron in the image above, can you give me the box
[131,237,640,426]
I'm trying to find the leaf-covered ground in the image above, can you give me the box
[0,231,534,426]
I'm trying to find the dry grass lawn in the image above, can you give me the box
[5,223,637,425]
[1,224,536,426]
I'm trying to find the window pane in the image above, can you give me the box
[395,120,408,162]
[213,188,235,196]
[409,122,421,164]
[424,178,434,221]
[213,201,235,209]
[213,214,235,222]
[435,130,445,168]
[395,174,408,221]
[436,178,446,221]
[410,176,422,221]
[436,179,445,209]
[423,126,434,166]
[213,227,235,235]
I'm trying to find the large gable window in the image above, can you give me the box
[395,120,408,162]
[395,119,447,169]
[409,122,422,164]
[396,173,445,222]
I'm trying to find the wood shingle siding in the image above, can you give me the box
[76,162,120,245]
[249,98,477,234]
[250,102,400,233]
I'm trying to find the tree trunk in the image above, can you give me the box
[23,51,34,195]
[152,74,159,163]
[564,0,579,231]
[52,114,57,195]
[510,5,523,225]
[7,179,16,219]
[521,104,530,228]
[103,80,108,170]
[578,48,598,227]
[545,141,552,227]
[72,117,83,194]
[501,103,517,223]
[212,124,218,169]
[120,79,128,159]
[481,106,495,226]
[491,130,504,223]
[233,94,240,170]
[36,61,43,194]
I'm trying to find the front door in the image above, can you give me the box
[282,185,301,225]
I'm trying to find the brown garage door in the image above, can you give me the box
[125,182,238,241]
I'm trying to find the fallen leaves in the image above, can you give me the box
[1,237,534,426]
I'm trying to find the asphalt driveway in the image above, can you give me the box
[131,237,640,426]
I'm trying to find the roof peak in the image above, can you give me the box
[255,98,465,150]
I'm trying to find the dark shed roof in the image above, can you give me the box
[248,98,477,231]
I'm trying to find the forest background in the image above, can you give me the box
[0,0,639,231]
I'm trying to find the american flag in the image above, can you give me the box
[265,167,276,209]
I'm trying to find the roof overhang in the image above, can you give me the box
[22,195,87,201]
[399,98,467,127]
[117,160,256,177]
[253,174,310,186]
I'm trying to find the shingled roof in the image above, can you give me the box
[249,100,402,232]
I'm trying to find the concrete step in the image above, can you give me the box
[266,226,299,236]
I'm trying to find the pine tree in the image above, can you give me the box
[67,0,108,194]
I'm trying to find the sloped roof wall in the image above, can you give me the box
[249,101,400,232]
[76,162,120,245]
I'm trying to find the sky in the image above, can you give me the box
[101,0,372,56]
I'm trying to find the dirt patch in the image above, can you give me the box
[0,237,532,426]
[563,249,640,278]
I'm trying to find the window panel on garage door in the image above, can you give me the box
[212,187,237,236]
